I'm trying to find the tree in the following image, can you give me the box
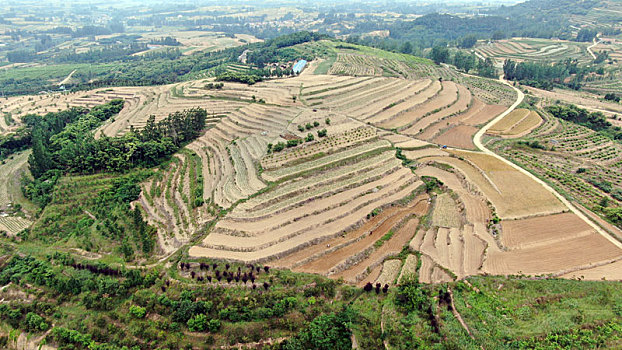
[430,45,450,64]
[282,309,355,350]
[400,41,413,54]
[208,319,221,332]
[25,312,48,331]
[576,28,597,42]
[492,31,506,41]
[453,51,477,72]
[459,34,477,48]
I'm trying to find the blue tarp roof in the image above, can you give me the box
[293,60,307,73]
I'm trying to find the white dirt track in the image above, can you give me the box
[472,77,622,251]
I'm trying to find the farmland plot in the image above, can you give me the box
[0,216,32,236]
[421,151,566,219]
[432,193,462,228]
[375,260,403,286]
[475,38,590,64]
[98,83,246,137]
[0,151,34,213]
[397,254,418,283]
[190,151,424,262]
[0,88,136,135]
[487,108,542,137]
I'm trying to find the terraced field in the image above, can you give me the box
[191,143,426,263]
[487,108,542,138]
[490,112,622,211]
[408,160,622,281]
[475,38,591,64]
[301,75,510,150]
[86,55,618,284]
[0,151,35,216]
[0,89,134,135]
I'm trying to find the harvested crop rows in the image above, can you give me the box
[487,108,542,137]
[475,38,590,64]
[0,216,32,235]
[492,116,622,209]
[191,145,425,262]
[421,150,566,219]
[484,214,622,276]
[432,193,462,228]
[0,151,32,212]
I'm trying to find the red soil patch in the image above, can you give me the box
[332,214,421,283]
[294,196,428,275]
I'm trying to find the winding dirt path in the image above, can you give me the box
[586,37,600,60]
[473,77,622,251]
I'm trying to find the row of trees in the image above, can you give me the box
[502,58,597,90]
[430,46,497,77]
[547,104,621,140]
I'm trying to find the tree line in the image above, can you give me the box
[430,46,497,78]
[546,104,622,140]
[28,105,207,178]
[503,58,599,90]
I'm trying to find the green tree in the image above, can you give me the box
[400,41,413,54]
[430,45,450,64]
[283,308,355,350]
[459,34,477,48]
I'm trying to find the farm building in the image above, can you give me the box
[292,59,307,74]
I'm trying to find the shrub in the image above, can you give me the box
[187,314,208,332]
[129,305,146,319]
[287,139,302,148]
[25,312,48,331]
[273,142,286,152]
[208,319,221,333]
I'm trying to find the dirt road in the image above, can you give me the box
[472,77,622,250]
